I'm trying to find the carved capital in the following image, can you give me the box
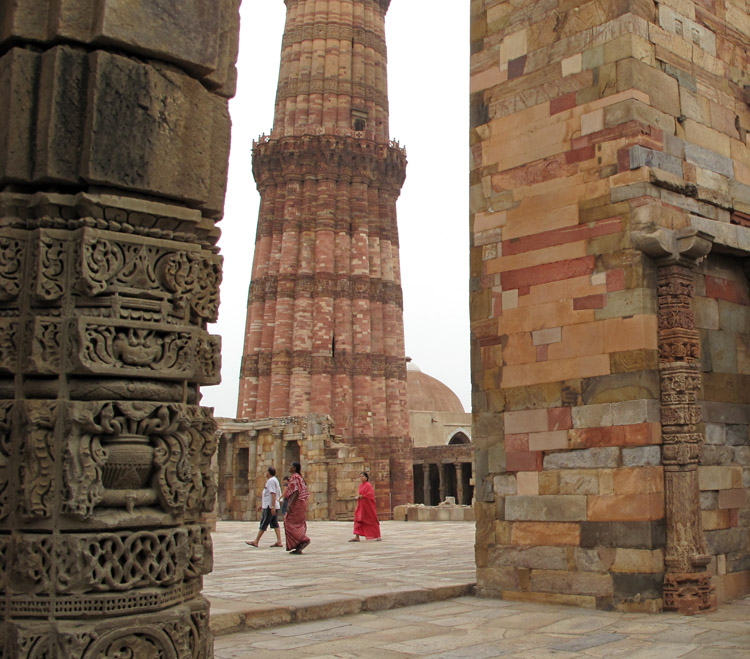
[633,227,713,266]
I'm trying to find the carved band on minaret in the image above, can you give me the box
[634,227,718,615]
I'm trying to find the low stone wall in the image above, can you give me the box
[394,502,475,522]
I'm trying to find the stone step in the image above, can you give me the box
[210,582,476,636]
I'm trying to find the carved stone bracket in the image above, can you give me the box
[634,226,717,614]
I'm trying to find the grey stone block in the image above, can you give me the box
[612,572,663,599]
[629,145,683,177]
[580,521,666,549]
[701,445,734,466]
[700,491,719,509]
[34,46,88,183]
[530,569,613,597]
[493,474,516,495]
[0,0,50,44]
[733,446,750,466]
[82,51,215,205]
[706,330,738,374]
[730,179,750,208]
[505,495,587,521]
[610,182,661,203]
[727,551,750,573]
[489,545,567,570]
[611,399,659,425]
[684,143,734,178]
[694,296,719,331]
[704,423,726,445]
[574,547,606,572]
[726,424,748,446]
[702,401,750,424]
[52,0,95,42]
[622,446,660,467]
[661,63,697,92]
[94,0,222,77]
[706,528,747,555]
[544,448,620,470]
[0,47,40,183]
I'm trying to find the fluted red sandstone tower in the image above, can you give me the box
[237,0,412,513]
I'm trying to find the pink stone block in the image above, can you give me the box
[505,409,549,434]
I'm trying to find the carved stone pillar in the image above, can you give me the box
[421,463,430,505]
[455,462,464,505]
[635,227,717,615]
[248,430,258,515]
[272,428,284,476]
[0,2,240,655]
[439,463,447,502]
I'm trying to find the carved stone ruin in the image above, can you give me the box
[0,1,240,655]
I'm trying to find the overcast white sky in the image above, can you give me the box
[202,1,470,417]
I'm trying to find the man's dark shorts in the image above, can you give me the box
[259,507,279,531]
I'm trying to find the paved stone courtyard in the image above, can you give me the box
[207,521,749,657]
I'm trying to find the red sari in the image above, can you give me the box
[283,473,310,551]
[353,481,380,539]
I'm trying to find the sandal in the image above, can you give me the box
[245,541,258,548]
[348,537,360,542]
[270,542,283,547]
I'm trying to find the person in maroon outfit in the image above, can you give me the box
[349,472,381,542]
[283,462,310,554]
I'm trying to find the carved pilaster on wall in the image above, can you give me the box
[634,227,717,615]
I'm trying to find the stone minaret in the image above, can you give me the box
[237,0,412,513]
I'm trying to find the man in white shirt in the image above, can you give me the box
[246,466,283,548]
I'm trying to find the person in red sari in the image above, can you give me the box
[283,461,310,554]
[349,472,381,541]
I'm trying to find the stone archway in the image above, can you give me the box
[448,431,471,445]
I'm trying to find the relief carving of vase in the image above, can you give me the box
[101,434,154,490]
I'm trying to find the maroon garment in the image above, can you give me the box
[283,473,310,551]
[353,481,381,539]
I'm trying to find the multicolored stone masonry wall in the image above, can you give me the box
[471,0,750,613]
[0,1,239,656]
[237,0,413,515]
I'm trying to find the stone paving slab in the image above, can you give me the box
[213,595,750,658]
[207,520,750,656]
[205,521,477,636]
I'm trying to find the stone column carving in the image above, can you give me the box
[0,2,240,655]
[455,463,465,505]
[439,463,447,502]
[422,463,431,505]
[634,227,717,614]
[248,430,258,514]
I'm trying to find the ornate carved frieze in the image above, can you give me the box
[276,78,388,110]
[4,597,212,656]
[281,25,387,56]
[0,402,11,521]
[252,135,407,190]
[7,525,210,597]
[18,400,58,521]
[249,273,403,308]
[0,237,24,302]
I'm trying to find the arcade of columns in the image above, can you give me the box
[235,0,413,515]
